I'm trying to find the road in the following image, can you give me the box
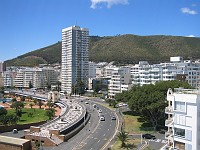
[73,101,117,150]
[44,98,118,150]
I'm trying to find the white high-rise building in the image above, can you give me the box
[165,88,200,150]
[61,26,89,94]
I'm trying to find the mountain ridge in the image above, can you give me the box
[5,34,200,67]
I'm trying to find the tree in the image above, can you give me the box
[12,97,17,103]
[0,107,7,116]
[74,80,85,95]
[55,81,61,91]
[27,96,32,101]
[29,103,34,109]
[10,101,24,121]
[119,80,192,130]
[38,100,43,109]
[10,101,24,111]
[45,108,55,120]
[29,81,33,88]
[20,96,25,102]
[116,130,129,147]
[33,99,37,105]
[0,114,18,125]
[47,100,53,109]
[16,109,22,120]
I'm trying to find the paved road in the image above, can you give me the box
[44,98,118,150]
[74,102,117,150]
[129,133,166,150]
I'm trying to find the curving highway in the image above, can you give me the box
[72,100,118,150]
[44,98,119,150]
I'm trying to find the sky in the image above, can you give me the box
[0,0,199,61]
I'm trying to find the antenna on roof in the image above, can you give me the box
[75,20,78,26]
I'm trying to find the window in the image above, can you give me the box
[174,128,185,138]
[175,101,185,112]
[185,130,192,141]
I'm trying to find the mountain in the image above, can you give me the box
[4,34,200,67]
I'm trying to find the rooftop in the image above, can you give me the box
[0,135,30,145]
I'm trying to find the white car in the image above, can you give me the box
[98,109,102,113]
[100,116,105,121]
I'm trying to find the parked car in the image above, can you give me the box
[142,134,156,139]
[100,116,105,121]
[13,129,18,134]
[111,116,116,120]
[98,109,102,113]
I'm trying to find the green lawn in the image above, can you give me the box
[121,111,154,134]
[7,108,48,124]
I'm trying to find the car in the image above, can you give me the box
[111,116,116,120]
[12,129,18,134]
[98,109,102,113]
[118,103,123,107]
[142,134,156,139]
[100,116,105,121]
[123,103,128,107]
[93,104,97,108]
[85,101,89,104]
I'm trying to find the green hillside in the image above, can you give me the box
[5,34,200,67]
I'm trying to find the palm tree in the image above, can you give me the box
[29,103,34,109]
[38,100,43,109]
[116,130,129,148]
[47,100,53,109]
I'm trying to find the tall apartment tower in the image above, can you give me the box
[61,26,89,94]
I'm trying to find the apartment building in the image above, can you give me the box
[3,70,16,87]
[131,57,200,88]
[165,88,200,150]
[108,66,132,98]
[88,61,97,78]
[61,25,89,94]
[4,67,58,89]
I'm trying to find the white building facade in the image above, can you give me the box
[108,66,132,98]
[61,26,89,94]
[165,88,200,150]
[3,67,59,89]
[131,57,200,88]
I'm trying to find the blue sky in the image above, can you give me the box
[0,0,199,61]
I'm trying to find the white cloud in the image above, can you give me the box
[187,35,195,37]
[90,0,129,9]
[191,4,197,7]
[181,7,198,15]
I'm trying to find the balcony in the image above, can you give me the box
[165,130,173,141]
[165,118,173,126]
[165,106,173,114]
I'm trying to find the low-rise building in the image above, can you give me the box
[0,135,31,150]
